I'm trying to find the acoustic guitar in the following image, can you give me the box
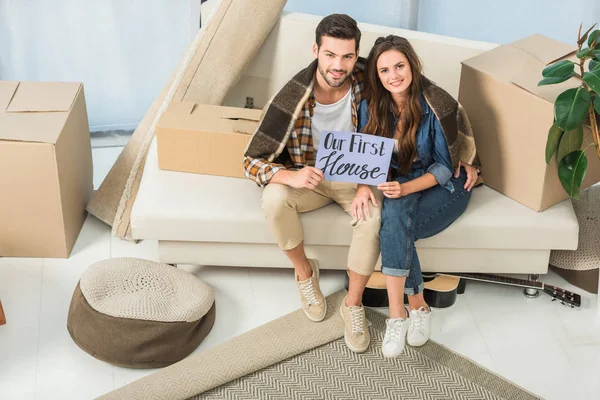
[346,271,463,309]
[348,271,582,309]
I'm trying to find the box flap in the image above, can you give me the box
[166,101,196,116]
[510,39,580,104]
[0,112,68,144]
[462,34,579,104]
[0,81,20,110]
[232,119,258,135]
[0,81,76,144]
[5,81,80,112]
[217,106,262,122]
[462,44,528,83]
[184,103,259,121]
[510,56,578,104]
[509,34,576,66]
[159,102,261,135]
[462,34,577,78]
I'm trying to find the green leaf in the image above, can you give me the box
[590,59,600,71]
[539,73,576,86]
[542,60,575,78]
[579,24,597,46]
[589,30,600,47]
[595,95,600,114]
[583,69,600,94]
[554,87,592,131]
[545,123,564,163]
[577,47,593,59]
[557,125,584,162]
[558,150,588,198]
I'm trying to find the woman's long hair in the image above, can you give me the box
[363,35,431,174]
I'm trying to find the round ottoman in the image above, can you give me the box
[67,257,216,368]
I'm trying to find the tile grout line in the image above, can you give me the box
[33,258,45,400]
[546,309,586,399]
[246,268,258,312]
[462,288,497,372]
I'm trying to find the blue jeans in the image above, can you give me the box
[380,166,472,295]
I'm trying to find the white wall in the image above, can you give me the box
[284,0,418,30]
[0,0,200,131]
[286,0,600,45]
[417,0,599,45]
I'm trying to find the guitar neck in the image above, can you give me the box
[442,272,544,290]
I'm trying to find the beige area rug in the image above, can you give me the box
[86,0,286,240]
[98,291,539,400]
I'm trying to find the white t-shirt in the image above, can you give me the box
[312,88,354,155]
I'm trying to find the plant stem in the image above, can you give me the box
[589,103,600,159]
[579,46,600,159]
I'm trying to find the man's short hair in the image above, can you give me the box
[315,14,361,51]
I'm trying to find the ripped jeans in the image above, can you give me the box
[379,166,471,295]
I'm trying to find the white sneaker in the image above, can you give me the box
[382,310,410,358]
[407,306,431,347]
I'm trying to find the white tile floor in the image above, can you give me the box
[1,146,599,400]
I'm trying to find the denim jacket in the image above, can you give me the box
[358,95,455,192]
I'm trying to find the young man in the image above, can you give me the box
[243,14,382,353]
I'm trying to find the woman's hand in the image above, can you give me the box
[352,185,378,221]
[454,161,478,192]
[377,181,403,199]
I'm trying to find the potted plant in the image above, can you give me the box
[540,23,600,294]
[541,23,600,196]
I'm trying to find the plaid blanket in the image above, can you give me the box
[243,58,479,187]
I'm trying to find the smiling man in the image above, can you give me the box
[243,14,383,353]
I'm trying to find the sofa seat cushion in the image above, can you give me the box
[131,139,578,251]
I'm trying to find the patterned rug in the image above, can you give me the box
[195,307,539,400]
[99,291,539,400]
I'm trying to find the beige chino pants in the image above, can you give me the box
[261,180,382,276]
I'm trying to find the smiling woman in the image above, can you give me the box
[357,34,481,358]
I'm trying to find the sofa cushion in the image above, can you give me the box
[131,139,578,251]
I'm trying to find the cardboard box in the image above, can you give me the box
[459,34,600,211]
[0,81,93,257]
[156,102,261,178]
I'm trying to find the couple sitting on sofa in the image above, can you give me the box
[243,14,480,357]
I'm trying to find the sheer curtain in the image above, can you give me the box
[0,0,199,131]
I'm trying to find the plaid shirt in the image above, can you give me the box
[243,69,365,187]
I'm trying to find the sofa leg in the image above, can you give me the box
[524,274,540,298]
[457,278,467,294]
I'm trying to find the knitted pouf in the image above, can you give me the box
[550,184,600,294]
[67,258,216,368]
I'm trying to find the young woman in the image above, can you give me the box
[352,35,480,357]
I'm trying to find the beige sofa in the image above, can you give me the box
[130,12,579,276]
